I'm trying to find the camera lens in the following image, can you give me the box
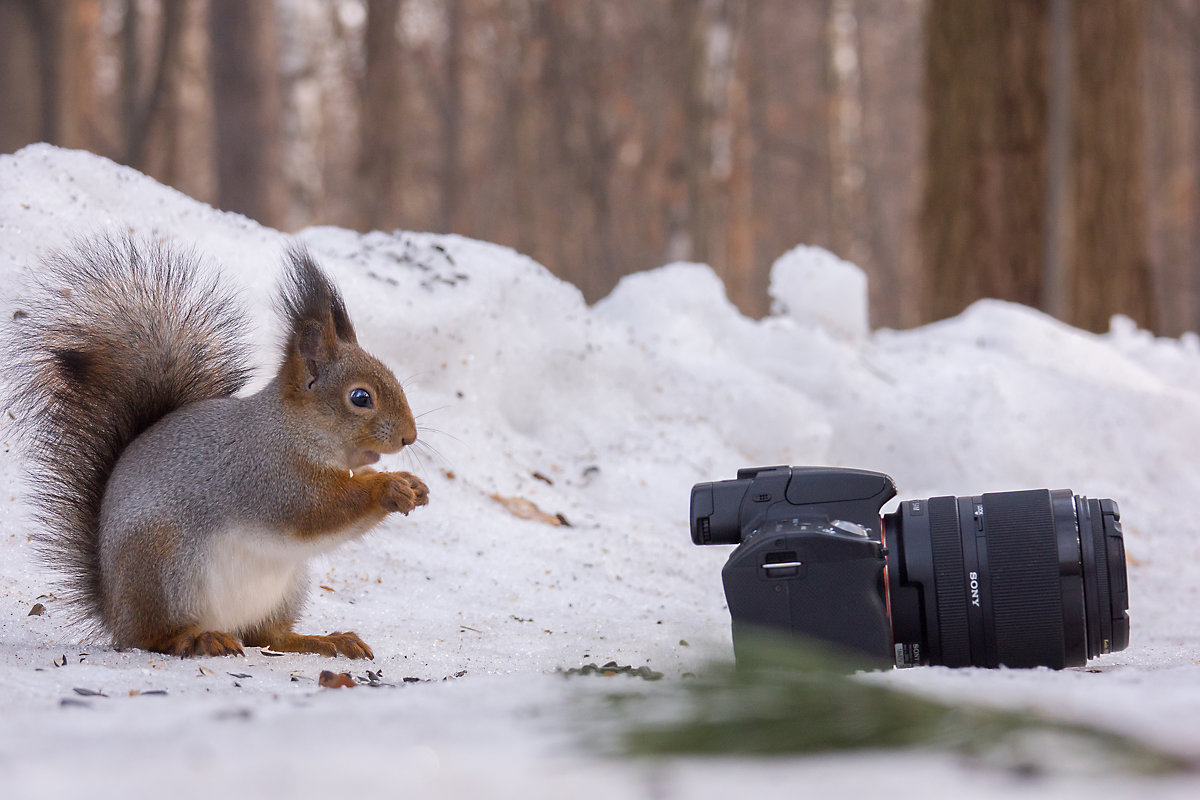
[883,490,1129,668]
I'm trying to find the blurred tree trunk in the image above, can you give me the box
[576,2,619,294]
[509,3,543,258]
[33,1,66,145]
[123,0,186,169]
[737,0,837,317]
[0,0,107,154]
[1041,0,1071,320]
[439,0,464,233]
[1191,15,1200,333]
[744,0,771,307]
[827,0,865,273]
[535,0,572,275]
[857,0,926,329]
[678,0,710,268]
[921,0,1048,321]
[158,0,216,203]
[360,0,404,232]
[120,0,140,151]
[208,0,283,226]
[1141,0,1200,336]
[536,0,620,300]
[0,0,46,151]
[1068,1,1153,331]
[56,0,104,150]
[675,0,751,308]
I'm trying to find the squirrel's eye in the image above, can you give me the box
[349,388,373,408]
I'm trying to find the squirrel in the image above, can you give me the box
[6,235,429,659]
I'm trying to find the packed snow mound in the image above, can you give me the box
[1,145,1198,798]
[769,243,869,341]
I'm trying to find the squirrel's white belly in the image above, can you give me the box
[196,526,317,633]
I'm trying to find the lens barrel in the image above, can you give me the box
[884,489,1129,668]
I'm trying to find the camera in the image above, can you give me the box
[691,466,1129,669]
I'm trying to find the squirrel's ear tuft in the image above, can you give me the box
[279,246,358,383]
[279,245,358,348]
[296,318,332,380]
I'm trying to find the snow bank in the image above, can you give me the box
[0,146,1198,799]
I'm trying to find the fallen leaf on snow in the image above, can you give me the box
[489,494,564,526]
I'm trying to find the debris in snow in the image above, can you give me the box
[563,662,663,681]
[318,671,356,689]
[356,670,392,687]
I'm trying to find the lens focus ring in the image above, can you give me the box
[928,496,970,667]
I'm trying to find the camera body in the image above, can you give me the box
[692,465,897,666]
[691,465,1130,670]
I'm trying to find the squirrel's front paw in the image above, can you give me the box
[379,472,430,514]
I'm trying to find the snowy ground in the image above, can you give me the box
[0,145,1197,798]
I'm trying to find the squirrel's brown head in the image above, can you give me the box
[277,246,417,470]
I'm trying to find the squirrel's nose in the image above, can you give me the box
[401,432,416,447]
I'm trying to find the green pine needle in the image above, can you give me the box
[605,637,1192,776]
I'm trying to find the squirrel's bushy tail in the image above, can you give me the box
[5,235,251,629]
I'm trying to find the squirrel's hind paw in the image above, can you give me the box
[252,631,374,659]
[166,630,245,658]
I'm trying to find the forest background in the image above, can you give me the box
[1,0,1195,336]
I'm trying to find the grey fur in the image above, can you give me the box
[97,386,367,645]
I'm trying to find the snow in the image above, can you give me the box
[0,145,1198,798]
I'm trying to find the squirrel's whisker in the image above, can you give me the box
[415,405,448,420]
[417,424,462,446]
